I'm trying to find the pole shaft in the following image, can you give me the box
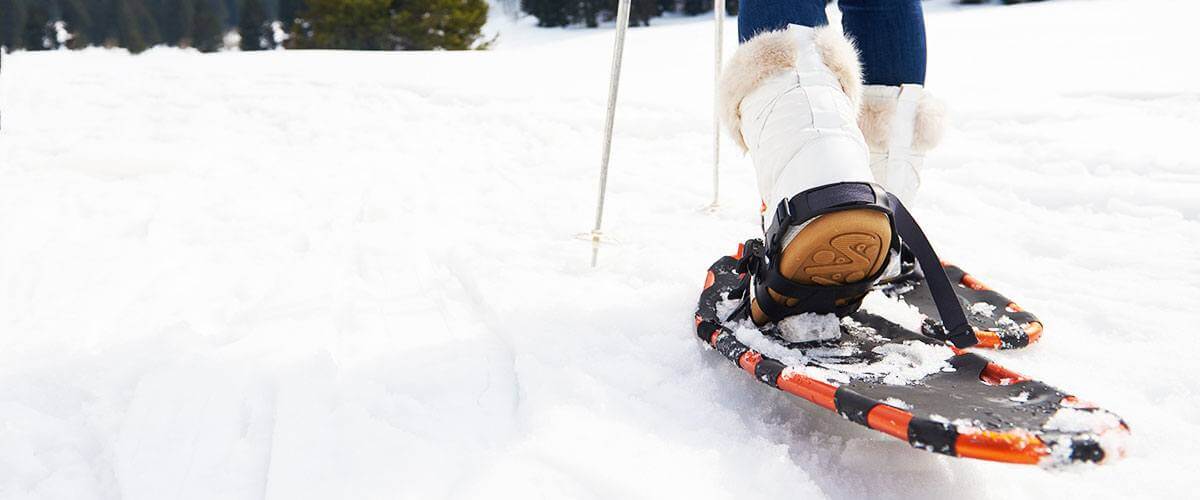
[591,0,633,266]
[711,0,724,207]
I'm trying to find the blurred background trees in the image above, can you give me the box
[518,0,1050,29]
[0,0,489,52]
[520,0,737,28]
[0,0,1054,53]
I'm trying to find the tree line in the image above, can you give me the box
[519,0,1056,28]
[0,0,490,53]
[520,0,737,28]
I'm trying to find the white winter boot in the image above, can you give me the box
[858,84,946,204]
[720,25,894,325]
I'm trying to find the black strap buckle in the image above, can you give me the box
[735,239,763,275]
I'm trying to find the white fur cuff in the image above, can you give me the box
[718,26,864,152]
[859,86,946,153]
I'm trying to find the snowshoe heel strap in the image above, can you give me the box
[883,193,978,348]
[754,182,900,318]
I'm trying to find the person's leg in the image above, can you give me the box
[840,0,943,204]
[738,0,828,43]
[839,0,927,86]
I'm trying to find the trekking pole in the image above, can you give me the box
[708,0,724,212]
[589,0,633,267]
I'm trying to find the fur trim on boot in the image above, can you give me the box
[859,86,946,153]
[859,84,947,203]
[719,25,863,152]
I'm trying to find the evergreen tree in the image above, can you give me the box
[278,0,303,32]
[135,0,164,47]
[0,0,29,50]
[579,0,600,28]
[160,0,196,47]
[295,0,391,49]
[682,0,708,16]
[238,0,268,50]
[522,0,658,29]
[279,0,302,23]
[60,0,94,48]
[222,0,238,24]
[192,0,227,51]
[628,0,656,26]
[82,0,120,48]
[114,0,149,52]
[20,0,51,50]
[294,0,488,50]
[521,0,569,27]
[391,0,489,50]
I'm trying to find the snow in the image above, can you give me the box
[713,296,742,321]
[969,301,996,318]
[860,289,926,333]
[1,0,1199,498]
[731,320,822,368]
[776,312,842,343]
[732,313,956,386]
[1044,407,1124,434]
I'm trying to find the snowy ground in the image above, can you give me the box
[2,0,1199,498]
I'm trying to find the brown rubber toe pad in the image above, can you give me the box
[752,209,892,324]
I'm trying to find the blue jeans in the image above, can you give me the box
[738,0,927,86]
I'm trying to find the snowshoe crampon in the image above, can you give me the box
[695,243,1129,467]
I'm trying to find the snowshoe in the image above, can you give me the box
[695,248,1128,466]
[693,183,1127,466]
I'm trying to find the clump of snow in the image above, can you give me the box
[776,313,841,343]
[969,302,996,318]
[838,342,956,386]
[1095,426,1132,465]
[881,397,911,410]
[222,30,241,50]
[1041,427,1131,470]
[714,297,742,322]
[730,318,954,386]
[730,321,815,368]
[1039,407,1130,468]
[839,316,880,340]
[1042,435,1078,469]
[1010,391,1031,402]
[995,314,1024,335]
[1044,408,1123,434]
[792,365,852,385]
[952,418,981,428]
[859,290,925,333]
[54,21,72,46]
[271,21,290,47]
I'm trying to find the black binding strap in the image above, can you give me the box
[883,194,976,348]
[751,182,977,349]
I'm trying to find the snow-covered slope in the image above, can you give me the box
[1,0,1198,498]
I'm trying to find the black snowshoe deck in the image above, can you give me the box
[695,244,1127,466]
